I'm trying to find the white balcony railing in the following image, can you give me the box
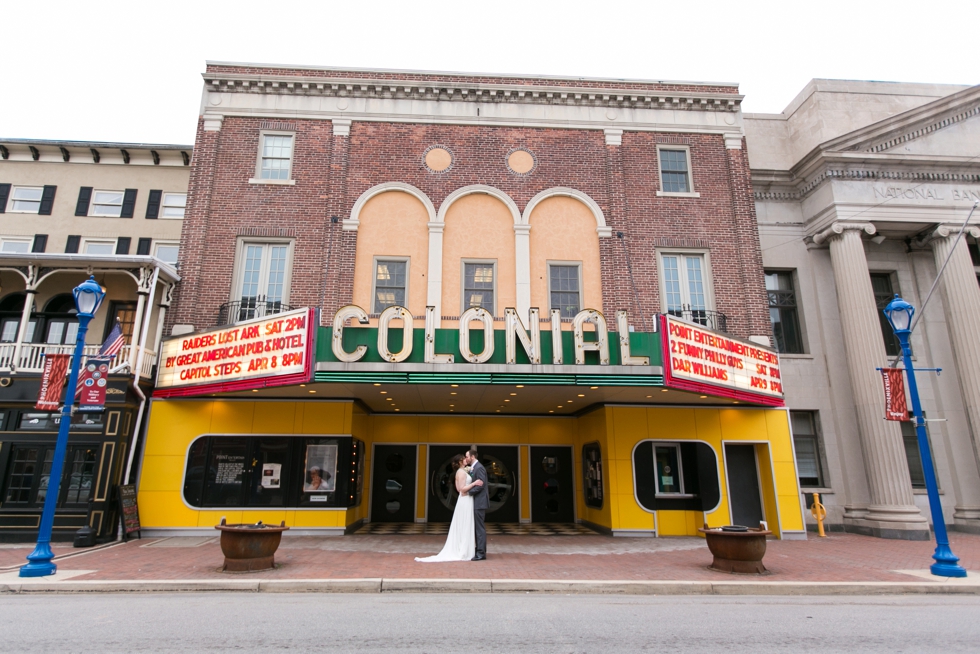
[0,343,157,379]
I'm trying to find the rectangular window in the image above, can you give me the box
[105,301,138,342]
[161,193,187,219]
[870,273,902,357]
[259,135,294,180]
[462,261,496,315]
[549,264,581,318]
[901,419,939,490]
[234,241,293,321]
[766,271,804,354]
[660,252,714,328]
[654,444,685,495]
[89,190,125,217]
[658,148,692,193]
[791,411,824,487]
[6,186,43,213]
[83,239,116,255]
[373,259,408,313]
[0,238,32,253]
[154,242,180,265]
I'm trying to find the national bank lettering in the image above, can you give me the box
[136,62,805,540]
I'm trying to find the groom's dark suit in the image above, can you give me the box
[468,459,489,559]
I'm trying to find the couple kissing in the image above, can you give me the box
[415,449,488,562]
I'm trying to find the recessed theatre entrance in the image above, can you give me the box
[724,443,765,528]
[427,445,519,523]
[371,444,417,523]
[530,446,574,523]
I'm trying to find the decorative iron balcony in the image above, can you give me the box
[667,307,728,333]
[216,298,294,326]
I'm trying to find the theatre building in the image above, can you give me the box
[137,62,805,538]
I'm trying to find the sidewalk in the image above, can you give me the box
[1,530,979,595]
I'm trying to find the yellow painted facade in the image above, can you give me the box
[139,398,803,538]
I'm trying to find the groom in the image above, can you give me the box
[465,449,488,560]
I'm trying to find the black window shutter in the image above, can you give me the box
[65,235,81,253]
[39,185,57,215]
[0,184,10,213]
[145,190,162,219]
[116,237,131,255]
[136,237,152,255]
[120,189,138,218]
[75,187,93,216]
[32,234,48,253]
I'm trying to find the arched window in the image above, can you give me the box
[39,294,78,345]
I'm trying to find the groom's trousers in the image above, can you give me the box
[474,508,486,557]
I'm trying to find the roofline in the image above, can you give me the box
[0,253,181,283]
[204,60,740,89]
[0,138,193,151]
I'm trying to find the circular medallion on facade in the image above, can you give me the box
[423,146,453,173]
[337,99,349,111]
[606,109,618,120]
[506,149,536,175]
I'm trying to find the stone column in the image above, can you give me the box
[813,222,928,538]
[924,225,980,531]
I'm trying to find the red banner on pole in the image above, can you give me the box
[35,354,71,411]
[77,357,110,413]
[881,368,910,421]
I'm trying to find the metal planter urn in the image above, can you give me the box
[215,518,289,572]
[698,524,772,574]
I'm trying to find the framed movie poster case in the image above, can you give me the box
[304,443,338,493]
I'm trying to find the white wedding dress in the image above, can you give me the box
[415,473,476,562]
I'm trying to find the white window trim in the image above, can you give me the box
[546,260,583,317]
[654,443,691,497]
[153,241,181,265]
[250,131,297,185]
[231,238,295,306]
[370,256,411,314]
[160,192,187,220]
[88,189,125,217]
[656,249,716,316]
[655,145,699,198]
[81,238,117,255]
[460,259,498,316]
[5,186,44,214]
[0,236,33,253]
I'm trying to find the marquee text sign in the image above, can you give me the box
[663,315,783,403]
[155,307,316,396]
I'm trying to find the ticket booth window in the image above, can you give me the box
[654,444,685,495]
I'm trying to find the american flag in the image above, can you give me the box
[100,320,126,358]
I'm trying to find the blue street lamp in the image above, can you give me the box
[20,276,105,577]
[883,295,967,578]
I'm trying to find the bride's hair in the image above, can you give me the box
[451,454,466,471]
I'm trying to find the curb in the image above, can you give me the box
[2,578,980,595]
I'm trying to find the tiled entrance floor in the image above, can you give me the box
[356,522,597,536]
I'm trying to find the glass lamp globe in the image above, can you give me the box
[883,295,914,334]
[73,276,106,317]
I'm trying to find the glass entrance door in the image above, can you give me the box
[427,445,519,524]
[370,445,416,523]
[530,446,574,523]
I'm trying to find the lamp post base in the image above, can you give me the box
[931,545,968,578]
[19,543,58,577]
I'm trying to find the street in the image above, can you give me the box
[1,593,978,652]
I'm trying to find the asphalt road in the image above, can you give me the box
[1,593,978,653]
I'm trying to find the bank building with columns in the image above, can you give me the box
[747,80,980,538]
[134,62,807,539]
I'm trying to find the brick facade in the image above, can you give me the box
[171,66,770,341]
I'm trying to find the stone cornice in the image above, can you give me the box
[202,72,743,113]
[0,138,191,167]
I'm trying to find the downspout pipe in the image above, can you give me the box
[124,266,160,485]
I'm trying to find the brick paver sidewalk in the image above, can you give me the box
[2,530,978,583]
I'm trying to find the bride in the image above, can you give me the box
[415,454,483,562]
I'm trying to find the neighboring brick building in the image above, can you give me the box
[140,63,803,540]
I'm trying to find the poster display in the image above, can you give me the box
[303,444,337,493]
[155,307,316,396]
[261,463,282,489]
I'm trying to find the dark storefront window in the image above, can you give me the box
[870,273,902,357]
[183,435,361,509]
[791,411,824,488]
[765,271,804,354]
[582,442,603,509]
[632,441,720,512]
[17,411,104,432]
[3,443,99,509]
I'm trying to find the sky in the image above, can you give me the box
[4,0,978,145]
